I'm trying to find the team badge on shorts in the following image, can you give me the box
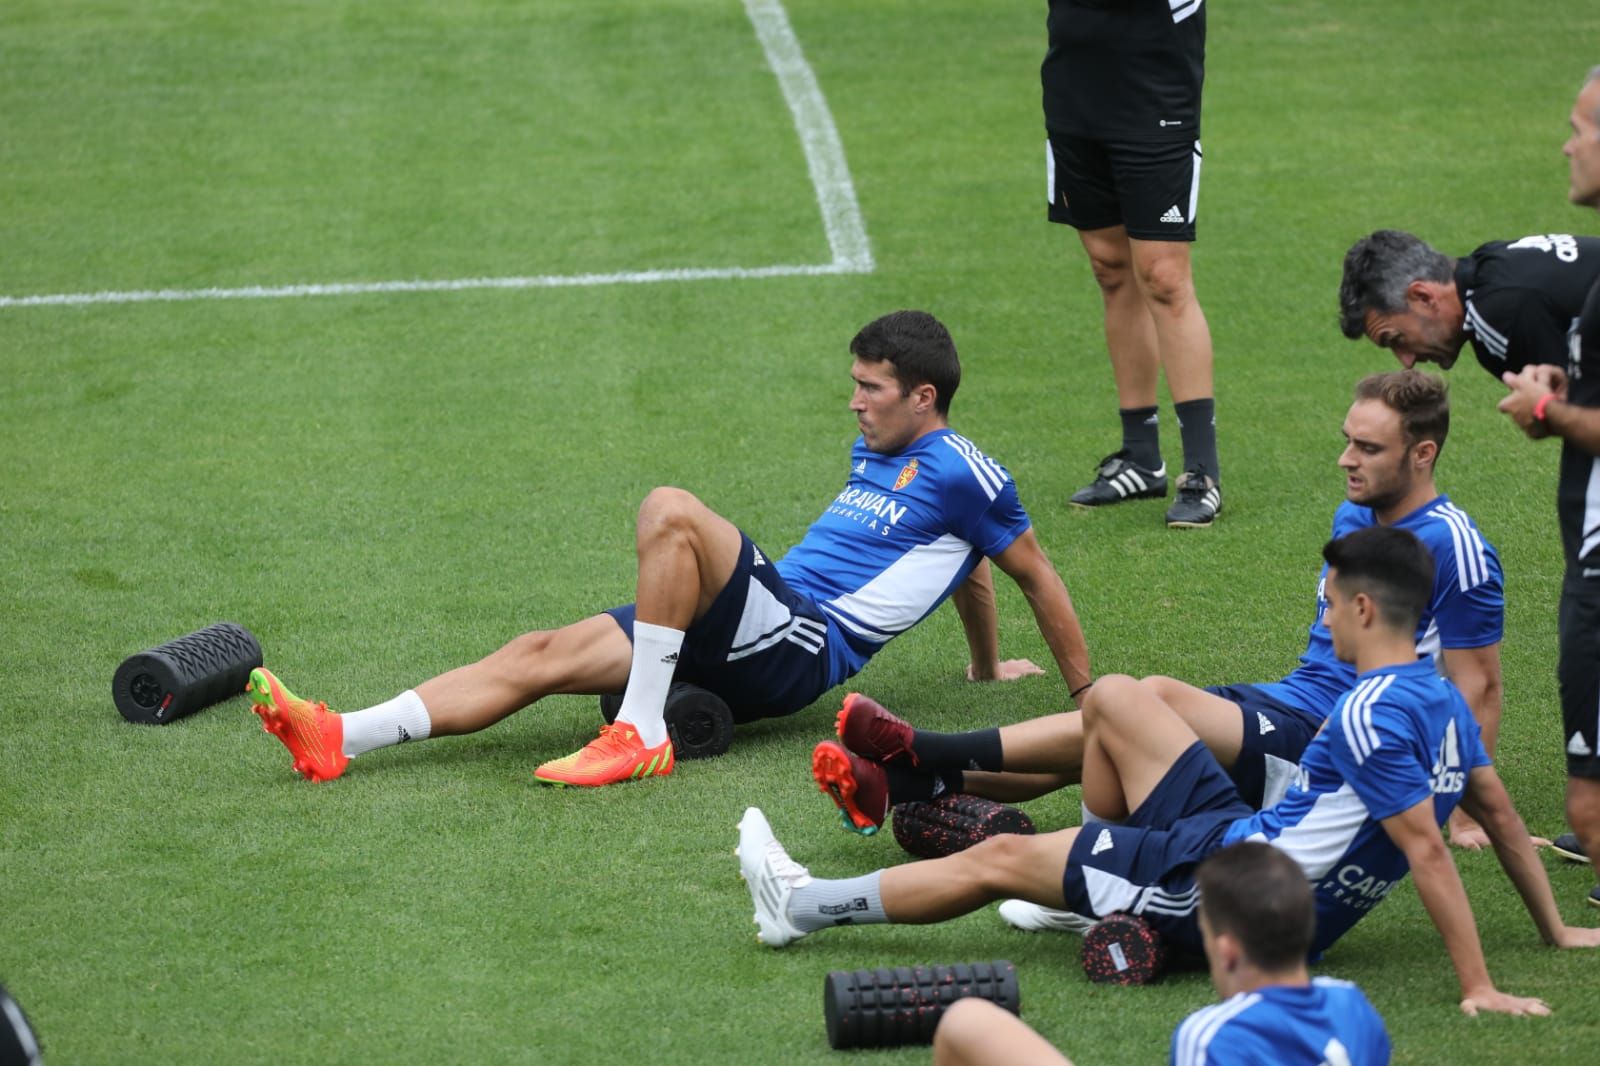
[893,459,919,491]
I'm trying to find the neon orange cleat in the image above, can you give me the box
[533,723,674,787]
[812,739,888,835]
[245,667,349,783]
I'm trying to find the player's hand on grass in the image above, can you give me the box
[1552,925,1600,949]
[967,659,1045,682]
[1459,989,1550,1018]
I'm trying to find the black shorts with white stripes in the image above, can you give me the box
[1046,133,1200,241]
[1559,575,1600,779]
[605,532,833,723]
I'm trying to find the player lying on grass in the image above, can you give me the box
[932,842,1390,1066]
[244,310,1091,788]
[812,370,1505,850]
[738,526,1600,1016]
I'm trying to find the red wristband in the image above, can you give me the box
[1534,393,1555,422]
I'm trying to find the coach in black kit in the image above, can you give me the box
[1339,228,1600,377]
[1497,67,1600,906]
[1045,0,1222,529]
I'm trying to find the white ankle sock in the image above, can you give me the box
[615,621,684,748]
[341,690,432,757]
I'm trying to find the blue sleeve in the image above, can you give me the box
[936,439,1031,557]
[1327,701,1432,821]
[1428,533,1504,649]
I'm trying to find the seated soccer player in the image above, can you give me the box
[738,526,1600,1016]
[931,842,1391,1066]
[244,311,1091,788]
[812,370,1504,852]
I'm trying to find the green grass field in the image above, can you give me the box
[5,1,1600,1061]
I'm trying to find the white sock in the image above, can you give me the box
[615,621,684,748]
[340,690,432,757]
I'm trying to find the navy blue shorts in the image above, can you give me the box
[604,533,834,723]
[1061,742,1252,956]
[1207,684,1325,809]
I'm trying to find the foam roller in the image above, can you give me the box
[112,622,263,724]
[823,961,1019,1049]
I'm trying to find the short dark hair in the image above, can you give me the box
[1352,369,1451,457]
[1338,231,1455,340]
[1321,525,1435,633]
[1196,842,1314,972]
[849,311,961,415]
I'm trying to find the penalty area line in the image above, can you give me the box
[0,0,872,312]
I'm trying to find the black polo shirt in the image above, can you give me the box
[1453,234,1600,377]
[1042,0,1205,142]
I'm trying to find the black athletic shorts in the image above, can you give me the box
[1046,133,1200,241]
[1559,574,1600,779]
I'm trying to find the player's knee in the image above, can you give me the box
[488,629,565,689]
[1134,254,1196,310]
[1081,673,1139,728]
[965,832,1048,894]
[636,486,706,540]
[1085,251,1134,295]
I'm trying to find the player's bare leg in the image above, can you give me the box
[535,487,743,786]
[934,999,1073,1066]
[1080,674,1203,822]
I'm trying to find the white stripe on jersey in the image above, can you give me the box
[1463,301,1509,359]
[941,433,1007,501]
[1175,993,1260,1066]
[1170,0,1203,25]
[1245,783,1373,881]
[822,533,971,643]
[1584,458,1600,562]
[1340,675,1393,764]
[1430,503,1489,590]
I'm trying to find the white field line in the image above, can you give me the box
[0,0,872,311]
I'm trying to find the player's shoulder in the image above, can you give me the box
[1330,499,1373,535]
[1172,991,1265,1064]
[1333,666,1440,759]
[923,429,1013,502]
[1408,496,1501,587]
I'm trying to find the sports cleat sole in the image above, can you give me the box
[812,741,881,836]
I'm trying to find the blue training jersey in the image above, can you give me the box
[1225,658,1490,955]
[1170,978,1390,1066]
[775,428,1030,684]
[1255,496,1502,716]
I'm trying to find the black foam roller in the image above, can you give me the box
[823,961,1019,1049]
[112,622,263,725]
[597,682,735,759]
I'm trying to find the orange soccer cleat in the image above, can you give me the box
[811,739,889,835]
[245,667,349,783]
[533,723,674,787]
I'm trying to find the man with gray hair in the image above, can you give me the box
[1338,228,1600,377]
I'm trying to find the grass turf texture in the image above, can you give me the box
[3,0,1600,1061]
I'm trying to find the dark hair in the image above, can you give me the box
[1196,842,1314,972]
[849,311,961,415]
[1321,526,1435,633]
[1338,231,1455,340]
[1352,369,1451,457]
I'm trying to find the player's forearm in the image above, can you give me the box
[1408,840,1497,998]
[1479,802,1567,944]
[1021,571,1091,699]
[952,561,1002,678]
[1544,400,1600,454]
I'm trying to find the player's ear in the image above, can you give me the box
[1411,437,1439,471]
[1405,279,1438,310]
[913,382,937,414]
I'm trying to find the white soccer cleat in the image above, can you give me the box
[737,807,811,948]
[998,899,1097,935]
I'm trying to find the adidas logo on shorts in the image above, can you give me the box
[1161,205,1185,223]
[1257,712,1276,736]
[1092,828,1114,855]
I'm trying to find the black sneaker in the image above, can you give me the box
[1588,886,1600,910]
[1069,451,1167,507]
[1165,471,1221,528]
[1551,832,1589,863]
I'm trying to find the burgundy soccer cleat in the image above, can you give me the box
[835,692,917,765]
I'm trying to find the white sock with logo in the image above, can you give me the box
[614,621,684,748]
[340,690,432,757]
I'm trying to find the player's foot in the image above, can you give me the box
[1588,886,1600,910]
[1069,451,1167,508]
[835,692,916,764]
[1165,471,1222,529]
[812,740,889,835]
[245,667,349,783]
[997,899,1097,935]
[1551,832,1589,863]
[533,723,674,787]
[736,807,810,948]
